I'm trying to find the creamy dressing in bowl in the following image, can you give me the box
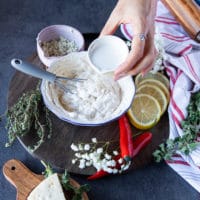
[41,51,135,126]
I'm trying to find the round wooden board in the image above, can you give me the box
[7,35,169,175]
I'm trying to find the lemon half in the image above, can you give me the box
[137,84,168,115]
[135,72,170,89]
[138,79,170,102]
[127,93,162,130]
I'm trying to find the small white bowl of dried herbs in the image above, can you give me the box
[37,24,85,67]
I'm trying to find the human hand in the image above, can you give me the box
[100,0,158,80]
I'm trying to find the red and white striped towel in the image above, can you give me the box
[120,1,200,193]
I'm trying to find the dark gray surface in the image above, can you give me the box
[0,0,199,199]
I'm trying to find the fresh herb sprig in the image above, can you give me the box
[61,170,90,200]
[42,161,90,200]
[41,160,54,178]
[153,91,200,162]
[5,85,52,151]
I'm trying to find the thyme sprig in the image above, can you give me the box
[5,85,52,151]
[42,161,90,200]
[153,91,200,162]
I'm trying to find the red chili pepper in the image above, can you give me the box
[119,114,134,161]
[87,155,122,180]
[88,128,152,180]
[87,169,108,180]
[132,132,152,157]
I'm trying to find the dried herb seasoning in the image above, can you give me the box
[40,36,78,57]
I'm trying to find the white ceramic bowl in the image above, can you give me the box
[41,52,135,126]
[88,35,129,73]
[37,24,85,67]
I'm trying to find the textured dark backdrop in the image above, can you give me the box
[0,0,199,199]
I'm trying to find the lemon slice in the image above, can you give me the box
[127,93,161,130]
[135,72,170,88]
[138,79,170,102]
[137,84,168,115]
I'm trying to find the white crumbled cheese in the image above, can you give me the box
[72,159,77,164]
[151,33,166,73]
[84,144,90,151]
[70,143,78,151]
[118,158,123,164]
[97,148,103,154]
[70,137,131,173]
[45,53,122,122]
[105,153,112,160]
[113,150,119,156]
[91,138,97,143]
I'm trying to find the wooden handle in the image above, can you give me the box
[3,159,89,200]
[161,0,200,42]
[3,159,44,200]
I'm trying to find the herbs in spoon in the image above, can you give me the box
[153,91,200,162]
[5,85,52,152]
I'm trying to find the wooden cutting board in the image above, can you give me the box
[3,159,89,200]
[7,34,169,175]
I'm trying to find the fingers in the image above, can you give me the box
[114,37,156,80]
[114,20,156,80]
[128,46,156,76]
[114,34,146,80]
[141,47,157,76]
[114,51,154,80]
[141,64,154,76]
